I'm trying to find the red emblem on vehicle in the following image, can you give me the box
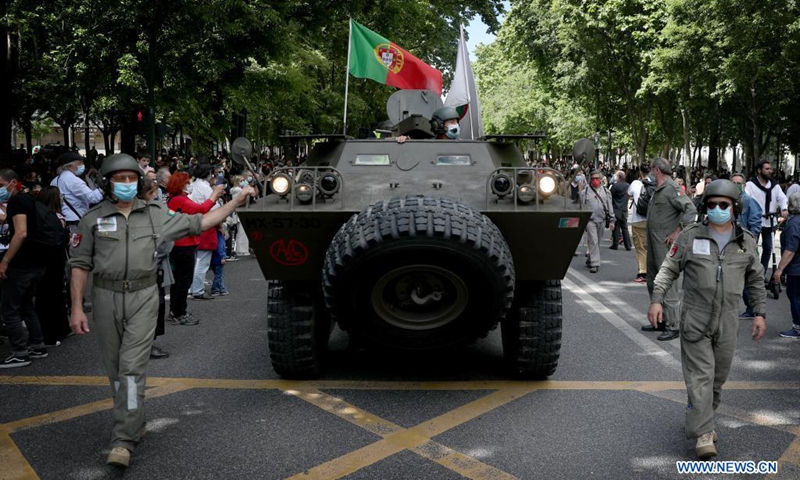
[250,231,263,242]
[269,239,309,266]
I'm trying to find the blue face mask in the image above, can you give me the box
[239,180,247,188]
[0,187,9,202]
[445,125,460,139]
[113,182,138,201]
[75,165,85,176]
[707,206,732,225]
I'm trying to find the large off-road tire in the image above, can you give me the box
[502,280,563,379]
[323,195,514,349]
[267,280,331,378]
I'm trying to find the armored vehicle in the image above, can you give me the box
[234,90,591,379]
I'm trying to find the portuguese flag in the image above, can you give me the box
[348,20,443,95]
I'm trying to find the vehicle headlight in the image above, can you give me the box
[318,173,340,196]
[491,173,514,197]
[538,175,557,196]
[271,173,292,196]
[518,184,535,203]
[295,183,313,203]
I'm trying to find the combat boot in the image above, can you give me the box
[696,432,717,459]
[107,446,131,467]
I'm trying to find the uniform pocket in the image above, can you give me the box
[680,306,710,343]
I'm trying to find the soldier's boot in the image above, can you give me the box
[696,432,717,459]
[107,447,131,467]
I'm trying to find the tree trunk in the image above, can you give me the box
[0,22,15,165]
[751,86,761,164]
[23,121,33,154]
[708,131,720,172]
[120,123,136,155]
[693,139,702,168]
[103,131,111,154]
[682,109,691,169]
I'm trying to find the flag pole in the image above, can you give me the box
[343,18,352,136]
[461,25,474,140]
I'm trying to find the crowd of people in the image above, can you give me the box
[0,147,277,364]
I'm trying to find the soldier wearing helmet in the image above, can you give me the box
[396,106,461,143]
[68,153,255,468]
[647,179,766,460]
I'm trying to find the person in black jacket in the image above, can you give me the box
[609,170,631,250]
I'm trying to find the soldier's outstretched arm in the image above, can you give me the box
[200,186,254,231]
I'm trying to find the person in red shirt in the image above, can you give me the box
[166,172,224,325]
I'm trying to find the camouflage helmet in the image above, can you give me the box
[702,179,742,214]
[430,106,460,134]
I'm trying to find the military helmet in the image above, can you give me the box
[430,106,460,134]
[702,179,743,215]
[99,153,143,197]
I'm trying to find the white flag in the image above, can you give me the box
[444,25,484,139]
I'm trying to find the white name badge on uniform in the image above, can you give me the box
[693,239,711,255]
[97,216,117,233]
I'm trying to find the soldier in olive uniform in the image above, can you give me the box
[69,154,254,468]
[644,158,697,341]
[648,180,766,459]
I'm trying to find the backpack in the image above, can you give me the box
[32,201,68,247]
[635,179,656,217]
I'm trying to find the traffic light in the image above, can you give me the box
[135,107,149,134]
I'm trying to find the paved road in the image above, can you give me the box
[1,233,800,479]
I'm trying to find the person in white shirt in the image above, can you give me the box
[745,160,789,276]
[627,164,651,283]
[50,152,104,229]
[189,164,219,298]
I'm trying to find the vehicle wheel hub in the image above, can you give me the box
[372,264,468,330]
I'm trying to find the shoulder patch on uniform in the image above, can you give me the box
[167,210,176,217]
[70,233,82,248]
[668,243,679,258]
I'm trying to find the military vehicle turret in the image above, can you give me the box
[234,90,591,379]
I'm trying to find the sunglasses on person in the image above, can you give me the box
[706,201,731,210]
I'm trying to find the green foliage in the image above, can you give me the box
[6,0,505,153]
[475,0,800,170]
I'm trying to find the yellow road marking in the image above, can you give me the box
[286,388,519,479]
[779,426,800,467]
[285,388,403,437]
[3,375,800,391]
[0,425,39,480]
[4,382,193,434]
[286,386,533,479]
[3,375,800,478]
[411,441,518,480]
